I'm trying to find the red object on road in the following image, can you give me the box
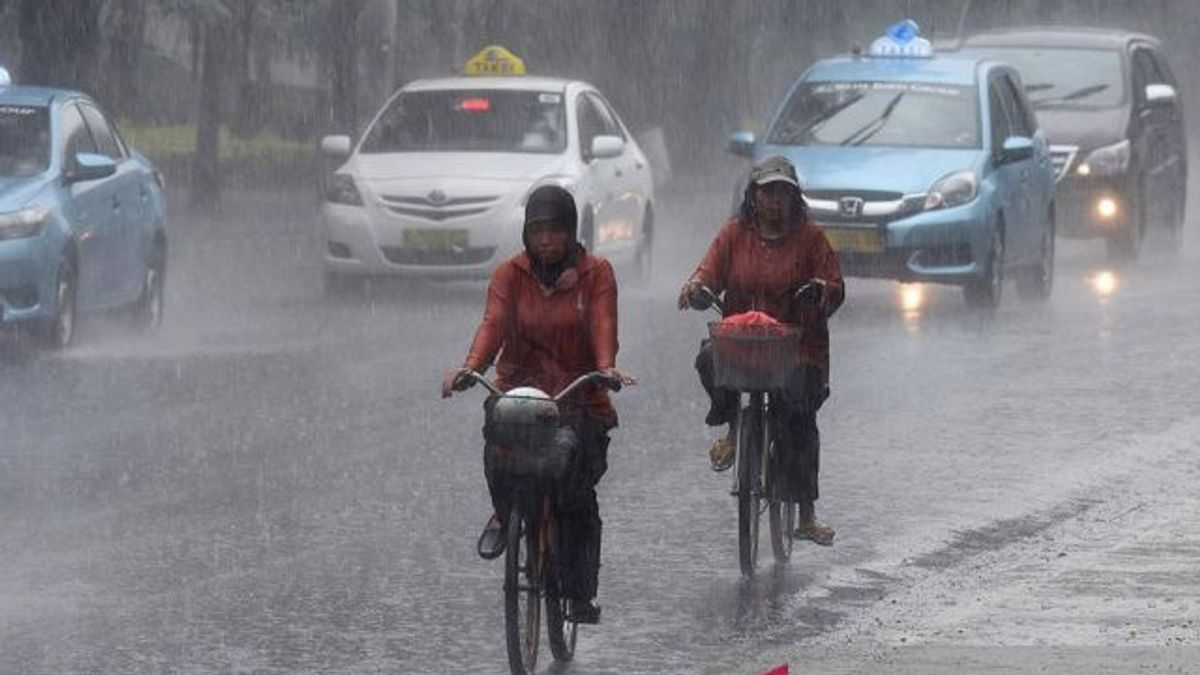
[762,664,789,675]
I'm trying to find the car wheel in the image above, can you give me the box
[631,206,653,287]
[323,269,366,299]
[1106,184,1143,263]
[1017,219,1054,302]
[131,252,165,332]
[963,226,1004,309]
[40,260,77,349]
[579,211,594,251]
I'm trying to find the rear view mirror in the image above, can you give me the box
[320,135,352,158]
[1145,83,1177,106]
[67,152,117,183]
[999,136,1034,164]
[590,135,624,160]
[728,131,756,158]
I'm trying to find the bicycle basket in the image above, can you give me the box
[708,321,802,391]
[484,391,576,481]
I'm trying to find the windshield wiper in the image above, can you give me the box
[774,93,864,144]
[839,93,904,146]
[1023,83,1054,92]
[1034,83,1110,106]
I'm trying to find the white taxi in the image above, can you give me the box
[319,47,655,293]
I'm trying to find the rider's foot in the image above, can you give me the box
[476,513,506,559]
[568,598,602,624]
[794,517,835,546]
[709,437,736,472]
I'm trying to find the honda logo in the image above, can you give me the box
[839,196,864,218]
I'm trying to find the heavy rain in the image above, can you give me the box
[2,1,1200,673]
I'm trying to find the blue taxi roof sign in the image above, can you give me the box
[464,46,526,76]
[868,20,933,58]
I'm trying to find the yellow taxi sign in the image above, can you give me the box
[464,46,526,76]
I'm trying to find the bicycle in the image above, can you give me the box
[691,285,822,577]
[450,370,622,675]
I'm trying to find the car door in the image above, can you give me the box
[574,92,619,252]
[1149,49,1187,227]
[587,92,645,255]
[986,76,1026,266]
[1000,72,1051,261]
[79,101,145,302]
[1130,45,1172,228]
[59,102,120,310]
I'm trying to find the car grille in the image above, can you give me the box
[379,193,501,222]
[805,189,923,224]
[1048,145,1078,182]
[381,245,496,266]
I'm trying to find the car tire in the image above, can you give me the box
[131,247,166,332]
[39,260,77,350]
[630,206,654,287]
[963,225,1004,310]
[1106,184,1143,263]
[323,269,366,299]
[1016,218,1054,302]
[579,211,594,252]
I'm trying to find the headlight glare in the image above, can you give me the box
[326,173,364,206]
[1080,139,1130,177]
[924,171,977,210]
[0,206,50,240]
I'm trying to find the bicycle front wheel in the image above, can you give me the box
[504,504,541,675]
[737,404,763,577]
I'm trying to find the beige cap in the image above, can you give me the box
[748,155,800,189]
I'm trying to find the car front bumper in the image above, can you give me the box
[825,198,992,285]
[1054,175,1136,239]
[321,200,525,280]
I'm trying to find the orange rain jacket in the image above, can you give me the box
[689,216,845,382]
[464,250,618,426]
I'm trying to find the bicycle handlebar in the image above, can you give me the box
[455,370,621,402]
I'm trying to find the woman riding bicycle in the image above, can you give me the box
[442,184,632,624]
[678,155,844,545]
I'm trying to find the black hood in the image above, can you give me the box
[1035,106,1130,152]
[522,185,582,288]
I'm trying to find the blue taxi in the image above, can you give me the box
[0,68,167,348]
[729,22,1057,307]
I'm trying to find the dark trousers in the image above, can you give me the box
[484,413,609,601]
[695,339,827,504]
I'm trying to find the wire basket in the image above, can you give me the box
[708,321,802,392]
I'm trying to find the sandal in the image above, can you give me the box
[794,518,835,546]
[709,437,736,472]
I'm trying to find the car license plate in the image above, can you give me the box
[824,227,884,254]
[403,229,468,252]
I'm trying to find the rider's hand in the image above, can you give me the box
[794,279,827,309]
[676,279,703,311]
[601,367,638,387]
[441,367,476,398]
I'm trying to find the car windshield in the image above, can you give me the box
[965,47,1126,108]
[0,105,50,176]
[360,89,567,154]
[769,81,980,149]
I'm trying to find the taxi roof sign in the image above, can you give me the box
[869,20,933,58]
[464,46,526,76]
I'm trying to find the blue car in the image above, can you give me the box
[728,23,1057,307]
[0,71,166,348]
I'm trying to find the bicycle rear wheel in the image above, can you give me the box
[545,581,577,661]
[504,504,541,675]
[737,404,763,577]
[769,499,797,562]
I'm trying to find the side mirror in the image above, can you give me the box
[67,152,117,183]
[999,136,1034,164]
[728,131,756,158]
[320,135,353,158]
[589,135,624,160]
[1145,83,1177,106]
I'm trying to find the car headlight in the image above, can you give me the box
[326,173,364,206]
[0,206,50,241]
[924,171,977,210]
[1077,139,1130,177]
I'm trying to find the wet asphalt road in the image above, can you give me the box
[3,180,1200,674]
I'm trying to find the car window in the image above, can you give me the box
[0,104,50,177]
[1150,50,1179,89]
[60,103,98,163]
[769,81,980,149]
[79,103,124,160]
[1001,75,1036,137]
[988,83,1007,153]
[1131,47,1165,102]
[587,93,626,141]
[964,47,1126,109]
[359,89,567,154]
[576,94,608,158]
